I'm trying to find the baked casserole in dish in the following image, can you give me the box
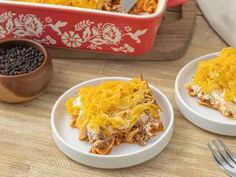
[0,0,186,55]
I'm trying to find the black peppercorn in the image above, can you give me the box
[0,45,44,76]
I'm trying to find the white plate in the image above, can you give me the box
[175,53,236,136]
[51,77,174,169]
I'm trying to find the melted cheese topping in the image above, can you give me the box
[21,0,105,9]
[65,78,160,134]
[130,0,158,14]
[193,48,236,101]
[19,0,158,14]
[71,0,104,9]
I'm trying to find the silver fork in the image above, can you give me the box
[208,139,236,177]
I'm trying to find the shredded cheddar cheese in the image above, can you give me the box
[21,0,105,9]
[65,98,80,117]
[19,0,159,14]
[65,78,160,135]
[71,0,105,9]
[193,47,236,101]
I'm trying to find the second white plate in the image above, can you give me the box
[175,53,236,136]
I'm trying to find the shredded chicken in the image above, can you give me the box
[86,112,163,152]
[187,84,236,119]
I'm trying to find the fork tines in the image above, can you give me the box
[208,139,236,177]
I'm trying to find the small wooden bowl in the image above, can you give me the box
[0,39,53,103]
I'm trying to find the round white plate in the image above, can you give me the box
[51,77,174,169]
[175,53,236,136]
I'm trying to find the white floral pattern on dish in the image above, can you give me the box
[0,11,148,54]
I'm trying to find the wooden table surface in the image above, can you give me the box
[0,6,236,177]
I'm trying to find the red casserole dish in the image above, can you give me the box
[0,0,186,55]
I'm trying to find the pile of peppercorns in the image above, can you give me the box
[0,45,44,76]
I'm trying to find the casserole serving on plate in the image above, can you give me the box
[0,0,186,55]
[51,77,174,168]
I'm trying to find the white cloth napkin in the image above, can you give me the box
[197,0,236,47]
